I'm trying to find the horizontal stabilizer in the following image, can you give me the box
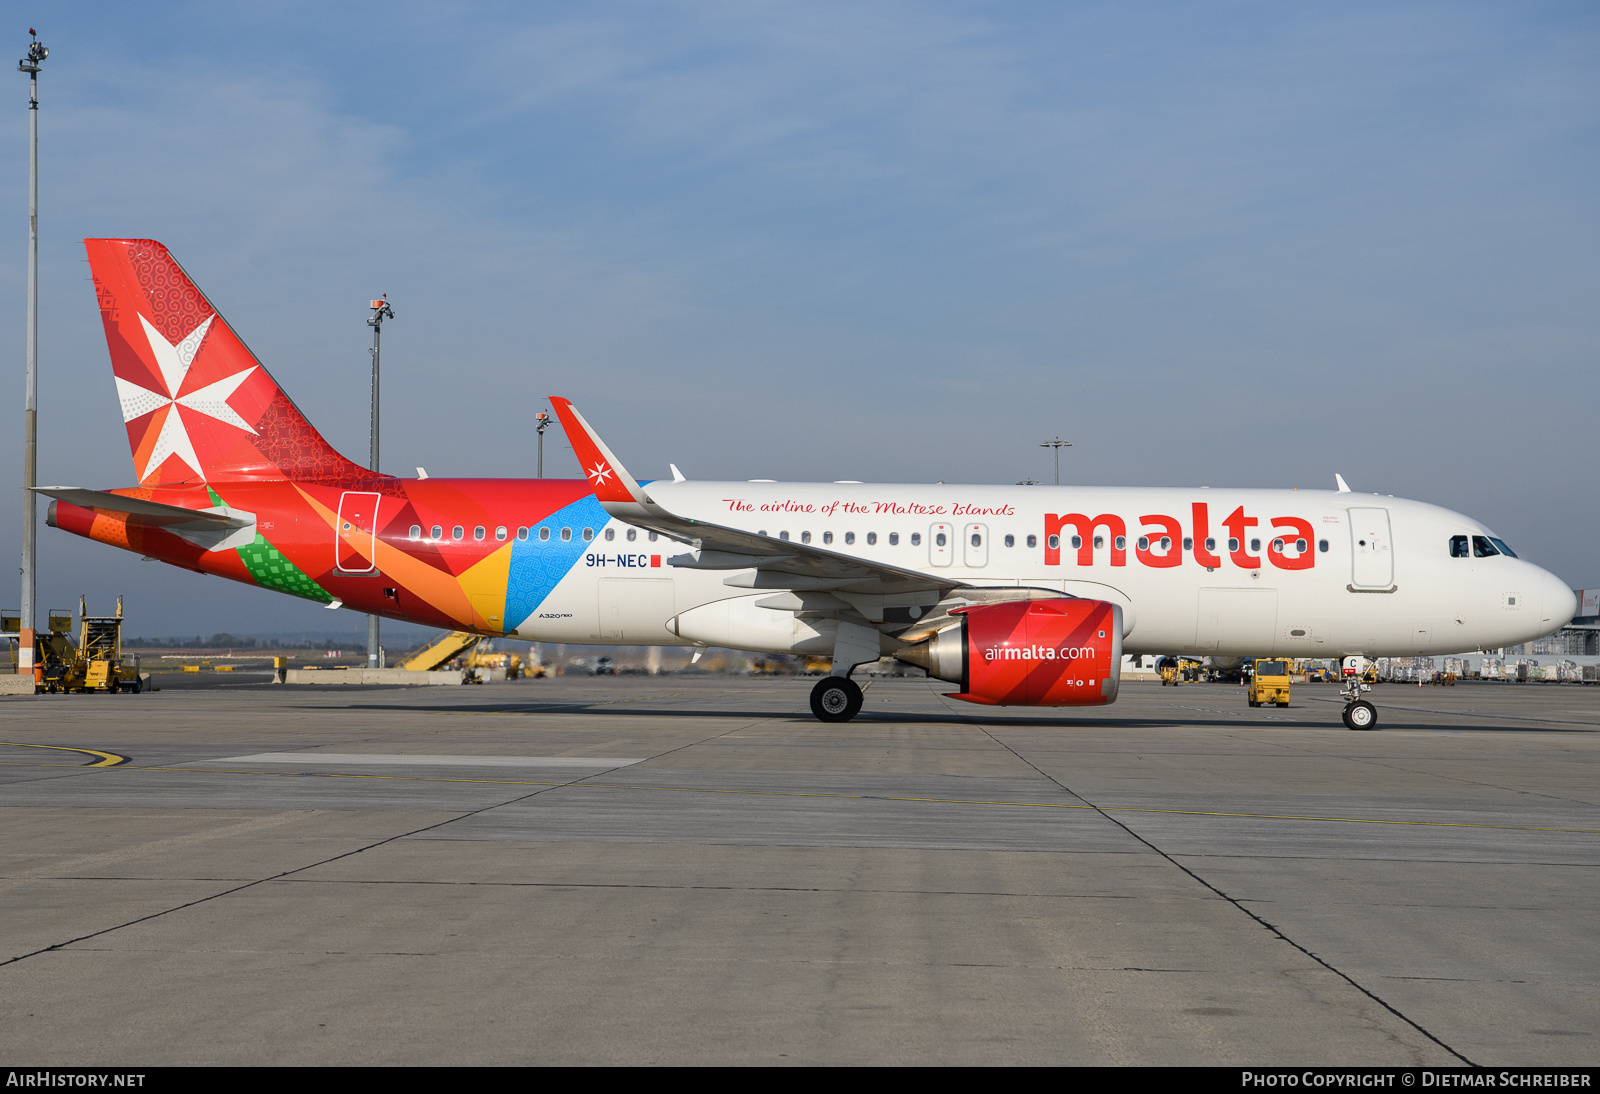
[36,486,253,528]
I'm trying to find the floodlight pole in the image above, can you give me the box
[17,32,46,675]
[1039,436,1072,486]
[367,296,393,667]
[535,411,552,478]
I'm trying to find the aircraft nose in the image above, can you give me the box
[1540,569,1577,630]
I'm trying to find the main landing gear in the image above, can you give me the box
[810,676,863,723]
[808,619,878,723]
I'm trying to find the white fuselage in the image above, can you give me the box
[513,482,1575,658]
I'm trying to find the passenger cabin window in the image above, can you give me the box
[1094,536,1105,550]
[1249,538,1261,553]
[627,529,637,542]
[1318,539,1329,552]
[866,532,877,545]
[1227,537,1238,552]
[801,531,812,544]
[604,528,614,542]
[408,525,421,540]
[431,525,443,540]
[583,528,594,541]
[517,527,529,541]
[539,527,550,541]
[1183,537,1193,551]
[823,532,833,545]
[452,525,464,541]
[911,533,922,546]
[561,527,572,542]
[844,532,855,545]
[889,533,900,546]
[648,532,658,542]
[1137,537,1149,551]
[1114,536,1126,551]
[1048,534,1060,550]
[495,526,507,541]
[474,526,486,541]
[970,533,980,547]
[1004,534,1014,548]
[1205,537,1216,552]
[779,531,790,541]
[1450,535,1469,558]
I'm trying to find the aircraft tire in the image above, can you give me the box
[1342,700,1378,731]
[810,676,863,723]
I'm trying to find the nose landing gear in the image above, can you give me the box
[1339,657,1378,730]
[1342,698,1377,730]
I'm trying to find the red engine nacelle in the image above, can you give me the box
[897,598,1123,706]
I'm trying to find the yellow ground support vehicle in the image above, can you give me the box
[35,598,142,694]
[1248,658,1291,708]
[465,648,523,680]
[1157,656,1203,686]
[402,631,482,671]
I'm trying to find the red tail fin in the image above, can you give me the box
[85,238,367,485]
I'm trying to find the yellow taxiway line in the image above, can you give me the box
[0,741,129,767]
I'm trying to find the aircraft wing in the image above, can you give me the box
[36,487,254,529]
[548,398,966,596]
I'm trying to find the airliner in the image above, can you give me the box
[41,239,1576,730]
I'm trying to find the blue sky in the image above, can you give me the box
[3,2,1597,637]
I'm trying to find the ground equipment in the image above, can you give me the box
[402,631,482,671]
[1248,658,1291,708]
[31,598,141,693]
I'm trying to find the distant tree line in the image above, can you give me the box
[124,635,365,651]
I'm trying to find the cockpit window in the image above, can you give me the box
[1489,538,1517,558]
[1449,535,1469,558]
[1472,535,1499,558]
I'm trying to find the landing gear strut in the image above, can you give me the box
[1339,661,1378,730]
[810,676,863,723]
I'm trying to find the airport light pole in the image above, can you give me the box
[1039,436,1072,486]
[535,411,552,478]
[367,295,393,668]
[16,31,46,675]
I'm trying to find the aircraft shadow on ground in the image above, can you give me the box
[274,699,1593,733]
